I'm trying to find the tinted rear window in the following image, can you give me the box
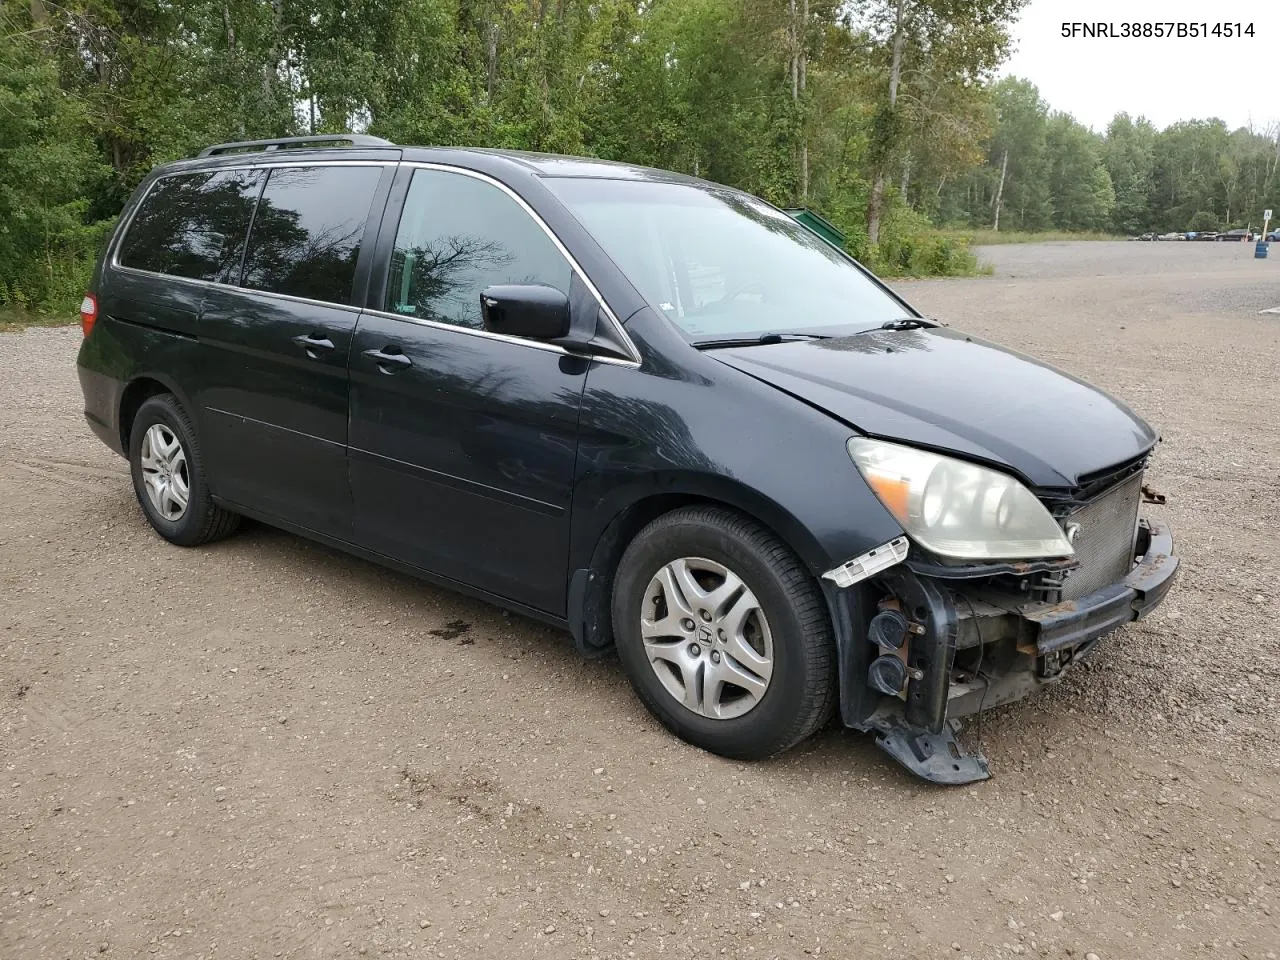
[241,165,382,303]
[117,170,263,282]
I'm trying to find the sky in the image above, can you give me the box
[999,0,1280,133]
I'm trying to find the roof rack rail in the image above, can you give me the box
[197,134,394,159]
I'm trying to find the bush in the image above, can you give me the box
[868,205,981,277]
[0,220,110,313]
[1187,211,1219,232]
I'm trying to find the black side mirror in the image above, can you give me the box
[480,284,571,340]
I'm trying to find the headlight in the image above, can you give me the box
[847,437,1074,561]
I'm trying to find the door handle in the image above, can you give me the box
[363,346,412,372]
[292,332,335,359]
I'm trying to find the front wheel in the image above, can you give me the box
[611,506,836,760]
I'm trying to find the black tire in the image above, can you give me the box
[128,394,240,546]
[611,505,836,760]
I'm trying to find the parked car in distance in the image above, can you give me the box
[1266,230,1279,242]
[76,134,1179,785]
[1218,228,1254,241]
[1130,232,1156,241]
[1192,231,1219,241]
[1156,232,1184,241]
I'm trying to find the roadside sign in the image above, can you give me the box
[1266,209,1273,220]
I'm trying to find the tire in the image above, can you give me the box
[128,394,240,546]
[611,505,836,760]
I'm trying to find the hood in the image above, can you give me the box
[713,327,1157,488]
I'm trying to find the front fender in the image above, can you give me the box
[569,346,906,586]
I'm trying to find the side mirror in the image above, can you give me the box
[480,284,571,340]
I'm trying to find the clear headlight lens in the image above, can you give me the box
[847,437,1074,561]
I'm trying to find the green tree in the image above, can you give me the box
[1103,113,1156,234]
[1150,119,1231,229]
[1045,113,1113,231]
[987,77,1052,230]
[1,0,1040,310]
[0,1,111,307]
[1187,211,1219,232]
[862,0,1025,243]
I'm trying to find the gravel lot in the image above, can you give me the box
[2,240,1277,959]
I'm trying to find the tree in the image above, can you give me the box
[861,0,1025,242]
[1187,211,1219,232]
[1150,119,1231,229]
[1045,113,1113,231]
[0,1,110,307]
[30,0,1280,310]
[985,77,1052,230]
[1103,113,1156,234]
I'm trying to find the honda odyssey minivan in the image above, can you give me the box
[77,134,1178,783]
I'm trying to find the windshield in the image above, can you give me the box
[548,177,912,340]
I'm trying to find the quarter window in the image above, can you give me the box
[117,170,263,282]
[242,165,382,303]
[385,170,572,329]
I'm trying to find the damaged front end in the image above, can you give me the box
[823,463,1178,785]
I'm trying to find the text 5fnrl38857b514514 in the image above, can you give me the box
[1061,21,1256,39]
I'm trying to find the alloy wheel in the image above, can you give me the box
[139,423,190,521]
[640,557,774,719]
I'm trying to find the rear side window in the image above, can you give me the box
[241,165,382,303]
[385,169,572,329]
[117,170,264,282]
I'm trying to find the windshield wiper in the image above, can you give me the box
[692,332,832,350]
[878,317,933,331]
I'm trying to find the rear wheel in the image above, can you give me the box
[611,506,836,760]
[128,394,239,546]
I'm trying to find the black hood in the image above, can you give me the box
[712,327,1158,488]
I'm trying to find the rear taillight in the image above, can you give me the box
[80,293,98,337]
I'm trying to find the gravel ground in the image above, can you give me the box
[2,240,1277,959]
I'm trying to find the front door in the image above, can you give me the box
[348,167,591,614]
[195,162,388,537]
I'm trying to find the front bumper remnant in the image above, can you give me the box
[870,715,991,785]
[945,520,1178,721]
[1019,522,1177,652]
[824,519,1178,785]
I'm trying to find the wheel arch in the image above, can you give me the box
[566,475,830,655]
[117,372,195,452]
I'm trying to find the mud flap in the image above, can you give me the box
[873,716,990,785]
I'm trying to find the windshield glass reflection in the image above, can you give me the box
[549,178,910,340]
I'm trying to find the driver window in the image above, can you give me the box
[386,169,572,330]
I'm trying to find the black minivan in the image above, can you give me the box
[77,135,1177,783]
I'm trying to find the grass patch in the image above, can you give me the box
[938,228,1125,245]
[0,304,77,333]
[879,259,994,279]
